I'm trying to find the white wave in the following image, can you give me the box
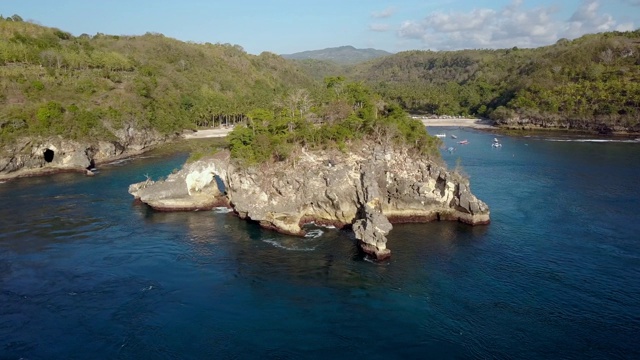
[363,255,390,264]
[108,159,132,166]
[141,285,154,292]
[304,229,324,238]
[212,207,232,213]
[305,221,336,229]
[262,238,317,251]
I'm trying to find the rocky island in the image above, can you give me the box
[129,143,489,260]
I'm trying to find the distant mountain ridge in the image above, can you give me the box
[281,45,392,65]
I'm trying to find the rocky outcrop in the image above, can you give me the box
[129,152,229,211]
[353,162,393,260]
[129,145,490,259]
[494,115,640,135]
[0,126,167,180]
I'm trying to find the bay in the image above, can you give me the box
[1,129,639,359]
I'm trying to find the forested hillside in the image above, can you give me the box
[281,45,391,65]
[350,30,640,133]
[3,13,638,153]
[0,16,317,145]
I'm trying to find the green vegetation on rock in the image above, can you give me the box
[227,77,440,166]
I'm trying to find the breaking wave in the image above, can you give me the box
[262,238,318,251]
[304,229,324,238]
[305,221,337,229]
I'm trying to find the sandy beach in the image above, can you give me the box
[183,128,234,139]
[418,117,496,129]
[182,118,496,139]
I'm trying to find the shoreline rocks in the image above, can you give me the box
[494,115,640,135]
[129,152,230,212]
[0,127,169,181]
[129,145,490,260]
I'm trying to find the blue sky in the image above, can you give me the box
[2,0,639,54]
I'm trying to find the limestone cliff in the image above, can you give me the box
[129,145,490,260]
[494,115,640,135]
[129,151,229,211]
[0,126,167,180]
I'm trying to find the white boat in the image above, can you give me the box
[492,142,502,148]
[435,133,446,138]
[451,134,458,139]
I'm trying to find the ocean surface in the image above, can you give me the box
[1,129,639,359]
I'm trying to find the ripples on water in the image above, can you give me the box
[1,134,639,359]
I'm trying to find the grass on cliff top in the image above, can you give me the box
[185,137,229,163]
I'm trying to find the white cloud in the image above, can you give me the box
[398,20,427,39]
[395,0,635,50]
[369,23,391,32]
[616,22,636,31]
[371,7,396,19]
[564,0,616,38]
[424,8,496,32]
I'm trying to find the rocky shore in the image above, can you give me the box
[129,145,490,260]
[493,116,640,135]
[0,126,168,181]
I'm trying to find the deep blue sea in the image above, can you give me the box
[1,128,639,359]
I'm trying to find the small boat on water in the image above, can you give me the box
[492,142,502,148]
[447,146,455,153]
[451,134,458,139]
[435,133,446,138]
[458,140,469,145]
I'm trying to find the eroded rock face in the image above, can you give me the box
[353,162,393,260]
[0,126,166,180]
[129,145,490,259]
[494,115,640,134]
[129,152,229,211]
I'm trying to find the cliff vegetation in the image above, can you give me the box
[227,76,441,166]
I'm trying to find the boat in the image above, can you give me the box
[458,140,469,145]
[492,142,502,148]
[447,146,455,153]
[435,133,446,138]
[493,137,499,143]
[451,134,458,139]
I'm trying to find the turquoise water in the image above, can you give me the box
[1,129,639,359]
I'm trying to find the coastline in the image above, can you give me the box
[183,127,233,139]
[0,147,156,182]
[417,117,497,129]
[182,118,498,140]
